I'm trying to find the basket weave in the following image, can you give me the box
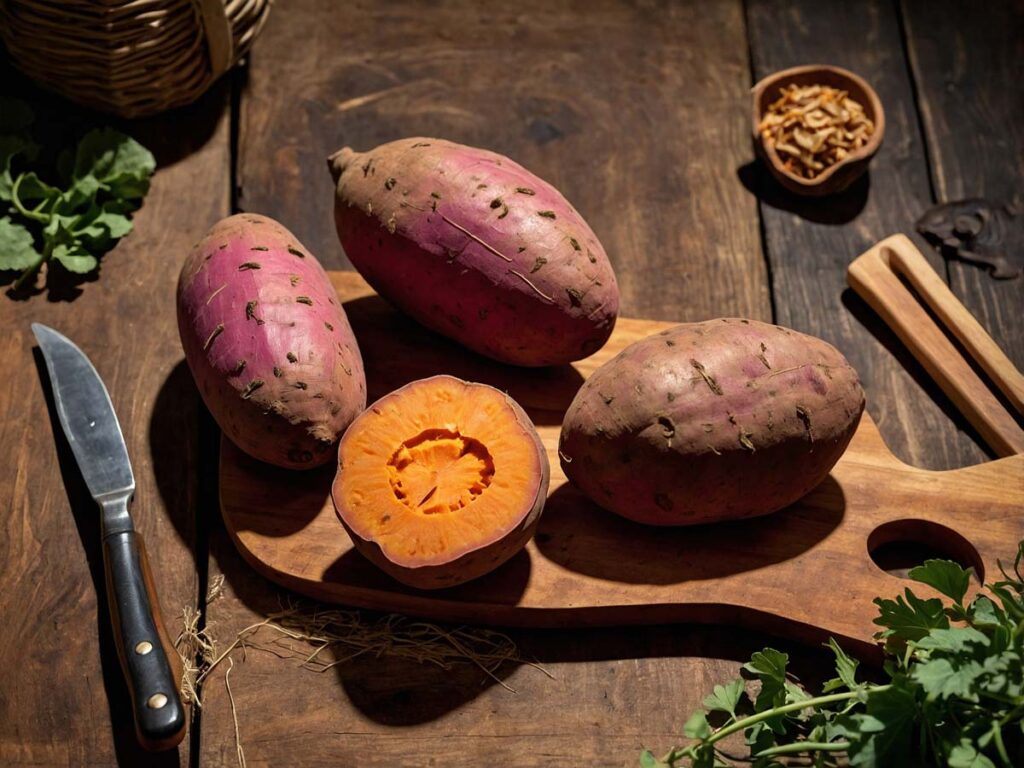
[0,0,272,118]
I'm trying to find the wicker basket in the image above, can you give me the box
[0,0,272,118]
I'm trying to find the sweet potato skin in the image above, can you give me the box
[559,319,865,525]
[333,376,550,589]
[177,214,366,469]
[328,138,619,366]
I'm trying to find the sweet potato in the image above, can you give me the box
[177,214,366,469]
[327,137,619,366]
[333,375,549,589]
[559,319,864,525]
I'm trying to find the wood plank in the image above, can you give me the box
[901,0,1024,370]
[0,72,229,765]
[211,1,777,765]
[746,0,992,469]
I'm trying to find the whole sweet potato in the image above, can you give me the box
[559,319,865,525]
[328,138,619,366]
[177,214,366,469]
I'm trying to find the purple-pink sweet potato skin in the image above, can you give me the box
[328,137,619,366]
[177,214,366,469]
[559,319,865,525]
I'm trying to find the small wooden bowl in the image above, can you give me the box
[752,64,885,197]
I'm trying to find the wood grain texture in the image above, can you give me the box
[197,549,808,768]
[0,79,230,764]
[848,235,1024,455]
[220,272,1024,658]
[745,0,991,470]
[195,3,1023,767]
[207,1,777,765]
[236,0,770,323]
[901,0,1024,371]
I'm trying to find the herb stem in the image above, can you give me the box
[998,703,1024,727]
[13,252,46,290]
[991,722,1011,768]
[703,687,891,745]
[9,174,51,223]
[755,740,850,757]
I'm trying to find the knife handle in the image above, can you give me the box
[102,529,187,751]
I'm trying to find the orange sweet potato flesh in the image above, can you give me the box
[332,375,549,589]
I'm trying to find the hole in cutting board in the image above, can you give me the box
[867,519,984,584]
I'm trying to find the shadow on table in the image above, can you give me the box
[33,349,182,767]
[736,159,870,224]
[208,516,845,727]
[534,478,845,584]
[149,358,204,552]
[203,523,524,725]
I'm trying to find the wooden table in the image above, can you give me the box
[1,1,1020,765]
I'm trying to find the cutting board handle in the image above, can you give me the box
[848,234,1024,456]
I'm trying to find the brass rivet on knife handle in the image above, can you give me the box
[847,234,1024,456]
[137,534,185,716]
[103,529,187,752]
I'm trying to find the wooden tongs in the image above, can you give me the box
[847,234,1024,457]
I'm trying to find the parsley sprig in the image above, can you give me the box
[0,98,155,290]
[643,541,1024,768]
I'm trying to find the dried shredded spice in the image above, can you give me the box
[758,83,874,178]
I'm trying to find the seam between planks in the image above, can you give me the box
[894,0,949,287]
[188,65,244,768]
[741,0,778,324]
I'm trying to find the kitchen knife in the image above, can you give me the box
[32,323,186,751]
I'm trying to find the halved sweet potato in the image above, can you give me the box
[332,375,549,589]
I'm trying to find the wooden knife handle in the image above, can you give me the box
[103,529,187,751]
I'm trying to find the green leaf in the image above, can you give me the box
[0,135,39,201]
[823,638,860,692]
[911,657,983,701]
[702,678,744,716]
[987,583,1024,621]
[847,685,916,767]
[824,711,860,742]
[948,739,997,768]
[0,217,43,271]
[908,559,972,604]
[744,648,788,684]
[0,98,34,133]
[73,128,156,200]
[59,174,103,212]
[968,596,1004,628]
[52,241,98,274]
[14,172,59,203]
[914,627,990,654]
[97,201,134,237]
[683,710,712,740]
[744,648,790,731]
[783,680,812,705]
[874,589,949,643]
[638,750,659,768]
[69,202,133,250]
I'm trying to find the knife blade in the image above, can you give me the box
[32,323,186,751]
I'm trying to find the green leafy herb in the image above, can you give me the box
[0,99,155,290]
[641,542,1024,768]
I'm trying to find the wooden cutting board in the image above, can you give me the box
[220,272,1024,657]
